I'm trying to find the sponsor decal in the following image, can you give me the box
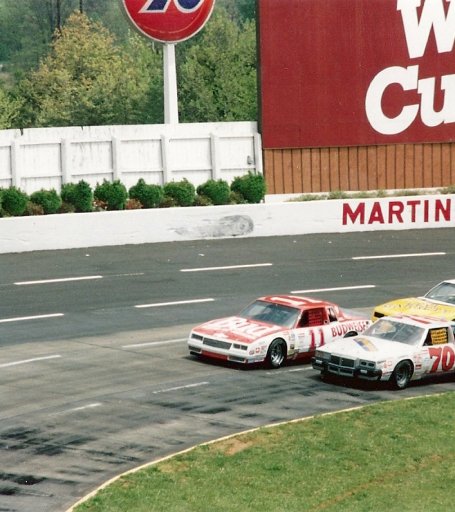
[430,328,449,345]
[354,338,378,352]
[330,321,370,337]
[203,317,280,340]
[385,299,455,316]
[342,198,452,226]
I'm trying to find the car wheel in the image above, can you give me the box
[266,339,287,369]
[391,360,413,389]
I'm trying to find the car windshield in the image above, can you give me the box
[365,318,425,346]
[424,281,455,305]
[239,300,300,328]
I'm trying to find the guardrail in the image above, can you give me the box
[0,194,452,254]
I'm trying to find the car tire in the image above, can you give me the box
[391,360,413,389]
[266,339,287,369]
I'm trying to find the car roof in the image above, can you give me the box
[258,295,335,310]
[379,314,454,328]
[439,279,455,285]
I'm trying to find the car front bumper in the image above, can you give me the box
[188,337,266,365]
[312,357,383,381]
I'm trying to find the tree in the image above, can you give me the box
[0,0,126,73]
[13,13,163,128]
[218,0,256,22]
[177,8,257,122]
[0,85,20,129]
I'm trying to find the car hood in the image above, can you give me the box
[320,336,413,361]
[192,316,285,344]
[376,297,455,321]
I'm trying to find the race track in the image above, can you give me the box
[0,228,453,512]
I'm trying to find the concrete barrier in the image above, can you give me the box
[0,194,453,254]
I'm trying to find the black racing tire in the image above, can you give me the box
[266,339,287,369]
[391,360,413,389]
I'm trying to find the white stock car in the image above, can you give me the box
[188,295,370,368]
[312,315,455,389]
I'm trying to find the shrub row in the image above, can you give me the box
[0,173,267,217]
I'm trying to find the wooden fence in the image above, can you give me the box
[264,142,455,194]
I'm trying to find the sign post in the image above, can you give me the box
[121,0,216,124]
[163,44,179,124]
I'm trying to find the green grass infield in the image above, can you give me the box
[74,392,455,512]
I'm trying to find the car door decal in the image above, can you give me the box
[428,345,455,372]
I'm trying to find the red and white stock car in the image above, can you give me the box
[312,314,455,389]
[188,295,371,368]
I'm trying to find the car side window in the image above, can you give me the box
[298,308,328,328]
[327,307,338,322]
[298,311,309,328]
[425,328,449,346]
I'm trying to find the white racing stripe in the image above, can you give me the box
[180,263,273,272]
[15,275,103,285]
[352,252,445,260]
[291,285,375,294]
[0,354,62,368]
[123,338,186,349]
[0,313,64,324]
[135,298,214,309]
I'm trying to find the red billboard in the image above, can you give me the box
[258,0,455,149]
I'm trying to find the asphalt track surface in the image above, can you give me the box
[0,228,454,512]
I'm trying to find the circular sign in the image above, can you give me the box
[121,0,216,43]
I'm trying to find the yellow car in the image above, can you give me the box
[373,280,455,322]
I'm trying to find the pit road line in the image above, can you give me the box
[152,382,209,394]
[180,263,273,272]
[14,275,103,285]
[291,285,375,294]
[352,252,445,260]
[0,313,64,323]
[123,338,186,349]
[0,355,62,368]
[135,298,214,309]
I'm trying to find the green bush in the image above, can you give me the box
[163,179,195,207]
[61,180,93,212]
[159,196,178,208]
[128,179,163,208]
[30,189,62,214]
[230,172,266,203]
[94,180,128,211]
[125,198,143,210]
[59,201,76,214]
[197,179,230,205]
[1,186,29,216]
[24,200,45,216]
[194,194,213,206]
[229,191,247,204]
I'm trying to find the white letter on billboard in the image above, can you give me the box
[397,0,455,59]
[441,74,455,123]
[365,65,419,135]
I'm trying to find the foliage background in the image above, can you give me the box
[0,0,257,129]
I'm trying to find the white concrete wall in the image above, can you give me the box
[0,122,261,194]
[0,194,452,254]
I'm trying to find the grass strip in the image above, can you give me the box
[75,392,455,512]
